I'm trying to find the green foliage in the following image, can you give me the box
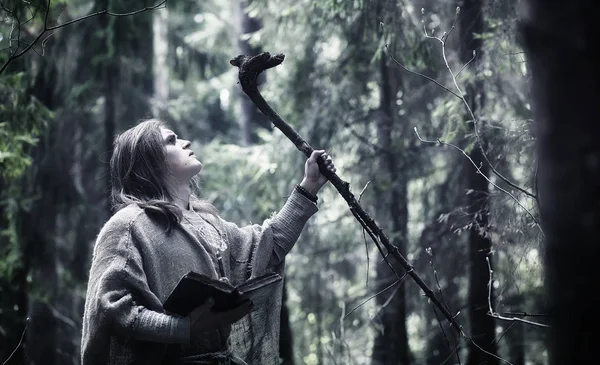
[0,74,51,180]
[198,134,284,222]
[0,73,50,277]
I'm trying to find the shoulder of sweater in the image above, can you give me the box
[99,204,145,235]
[101,204,176,239]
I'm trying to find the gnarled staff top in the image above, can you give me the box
[229,52,285,91]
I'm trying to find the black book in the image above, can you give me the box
[163,271,283,316]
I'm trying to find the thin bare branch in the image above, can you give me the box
[0,0,167,75]
[428,246,462,365]
[486,257,549,328]
[362,227,370,286]
[441,6,460,43]
[345,275,404,319]
[493,321,518,345]
[502,311,549,317]
[390,14,538,201]
[358,181,371,202]
[350,207,397,275]
[2,318,28,365]
[385,44,462,99]
[462,330,514,365]
[359,180,372,286]
[343,121,386,154]
[46,0,167,31]
[437,24,537,201]
[438,342,463,365]
[456,50,476,78]
[427,247,451,313]
[431,304,462,365]
[415,127,543,234]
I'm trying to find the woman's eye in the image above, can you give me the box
[169,136,176,144]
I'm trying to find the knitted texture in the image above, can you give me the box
[81,189,317,365]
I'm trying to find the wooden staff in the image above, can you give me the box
[230,52,462,332]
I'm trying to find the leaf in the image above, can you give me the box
[0,151,17,161]
[13,135,39,145]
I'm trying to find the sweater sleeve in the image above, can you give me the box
[222,188,318,276]
[81,210,190,359]
[268,188,319,264]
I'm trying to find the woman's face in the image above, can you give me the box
[161,127,202,183]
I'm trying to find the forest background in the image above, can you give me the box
[0,0,562,364]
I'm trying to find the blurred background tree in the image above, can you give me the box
[0,0,548,364]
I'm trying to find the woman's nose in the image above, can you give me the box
[181,140,191,149]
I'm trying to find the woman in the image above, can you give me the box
[81,119,336,365]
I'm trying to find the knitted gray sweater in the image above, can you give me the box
[81,189,317,365]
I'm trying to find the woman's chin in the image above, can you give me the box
[193,162,203,175]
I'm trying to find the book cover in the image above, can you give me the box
[163,271,282,316]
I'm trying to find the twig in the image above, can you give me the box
[438,343,463,365]
[345,272,407,319]
[415,127,543,235]
[385,44,462,99]
[485,257,549,328]
[502,311,549,317]
[389,8,537,201]
[462,332,514,365]
[438,19,536,201]
[0,0,167,75]
[456,50,476,78]
[426,246,451,312]
[343,121,386,155]
[47,302,77,329]
[362,227,370,287]
[46,0,167,30]
[440,5,460,43]
[338,303,354,365]
[493,321,518,345]
[349,207,397,276]
[358,181,371,202]
[230,52,463,332]
[428,247,461,365]
[2,317,29,365]
[373,279,403,318]
[431,305,455,360]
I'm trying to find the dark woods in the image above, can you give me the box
[0,0,594,364]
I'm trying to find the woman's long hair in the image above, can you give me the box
[110,119,218,232]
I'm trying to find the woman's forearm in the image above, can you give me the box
[268,189,318,265]
[131,307,191,344]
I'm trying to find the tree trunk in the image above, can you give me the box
[234,0,271,145]
[521,1,600,363]
[314,273,323,365]
[279,280,295,365]
[371,52,410,365]
[153,7,170,106]
[457,1,498,364]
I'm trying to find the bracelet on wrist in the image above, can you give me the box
[295,184,318,203]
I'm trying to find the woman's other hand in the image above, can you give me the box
[188,298,253,339]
